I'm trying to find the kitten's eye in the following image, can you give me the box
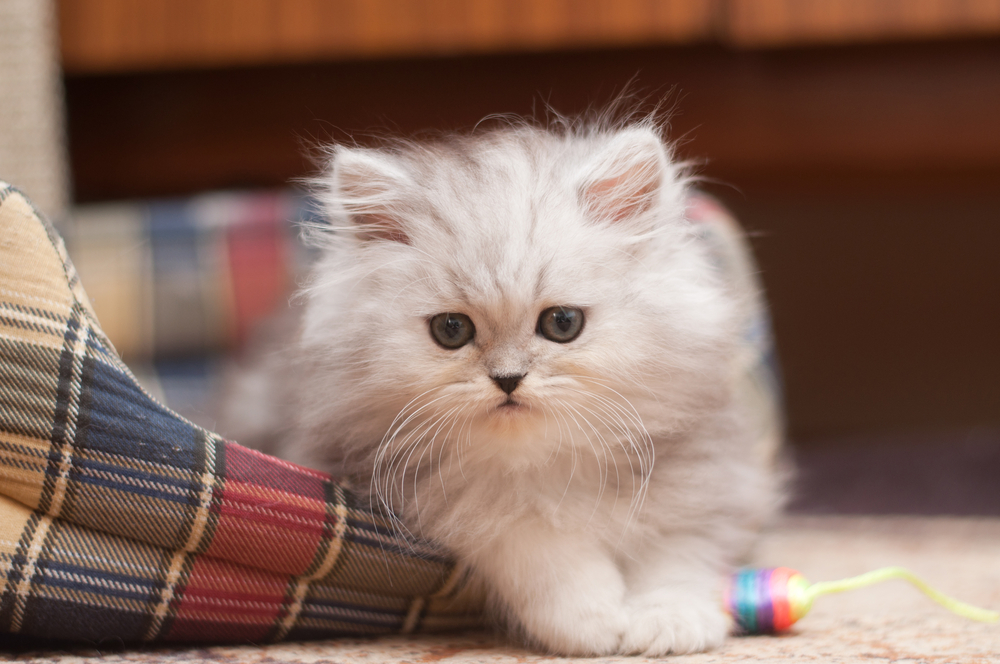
[537,307,584,343]
[429,313,476,349]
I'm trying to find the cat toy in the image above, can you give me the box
[725,566,1000,634]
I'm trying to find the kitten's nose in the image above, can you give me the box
[492,374,525,395]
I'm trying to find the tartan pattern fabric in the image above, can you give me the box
[0,181,779,644]
[64,192,317,360]
[0,182,481,643]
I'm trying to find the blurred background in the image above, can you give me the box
[2,0,999,514]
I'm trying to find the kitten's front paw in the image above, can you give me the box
[519,595,628,656]
[620,590,730,655]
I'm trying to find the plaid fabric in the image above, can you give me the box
[0,182,482,643]
[0,181,779,644]
[64,192,319,361]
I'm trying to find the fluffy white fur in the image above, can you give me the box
[222,119,781,655]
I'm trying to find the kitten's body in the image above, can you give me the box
[222,120,782,655]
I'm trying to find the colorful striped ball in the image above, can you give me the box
[725,567,813,634]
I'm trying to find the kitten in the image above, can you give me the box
[222,117,783,655]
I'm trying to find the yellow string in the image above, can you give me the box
[806,566,999,624]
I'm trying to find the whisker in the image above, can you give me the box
[556,384,655,537]
[548,399,581,512]
[556,397,624,526]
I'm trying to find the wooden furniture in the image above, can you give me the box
[60,0,1000,72]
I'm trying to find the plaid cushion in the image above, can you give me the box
[0,182,482,643]
[0,182,780,644]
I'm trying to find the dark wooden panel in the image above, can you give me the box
[65,40,1000,200]
[727,0,1000,47]
[59,0,715,73]
[59,0,1000,74]
[717,184,1000,439]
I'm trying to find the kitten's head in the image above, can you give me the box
[297,121,738,473]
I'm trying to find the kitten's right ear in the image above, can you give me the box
[326,147,412,244]
[577,127,674,230]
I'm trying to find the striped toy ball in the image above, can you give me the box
[725,567,813,634]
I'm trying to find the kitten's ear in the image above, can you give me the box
[578,128,673,228]
[327,147,412,244]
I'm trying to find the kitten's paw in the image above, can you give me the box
[520,597,628,656]
[620,590,730,656]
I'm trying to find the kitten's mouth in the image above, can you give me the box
[495,397,525,412]
[485,397,534,433]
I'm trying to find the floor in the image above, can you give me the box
[6,515,999,663]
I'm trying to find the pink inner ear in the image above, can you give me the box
[353,213,410,244]
[583,161,661,224]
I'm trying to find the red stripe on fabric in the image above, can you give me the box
[207,481,328,575]
[223,442,329,497]
[206,517,325,575]
[166,555,290,642]
[226,194,290,345]
[213,503,325,535]
[213,482,328,531]
[173,593,287,615]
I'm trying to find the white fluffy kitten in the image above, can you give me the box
[224,119,781,655]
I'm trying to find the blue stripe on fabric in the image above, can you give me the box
[148,200,210,357]
[69,455,197,492]
[67,465,196,505]
[35,560,161,601]
[85,334,118,362]
[343,531,450,565]
[345,517,443,556]
[302,597,407,617]
[296,607,403,626]
[346,518,396,537]
[77,357,203,469]
[346,518,452,563]
[345,518,448,562]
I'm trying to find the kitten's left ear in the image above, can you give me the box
[578,127,678,229]
[326,147,414,244]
